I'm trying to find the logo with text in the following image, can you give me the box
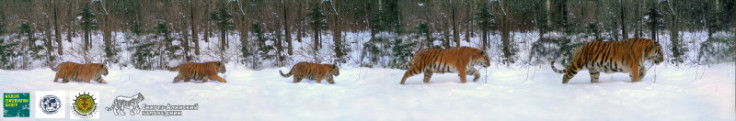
[35,91,67,119]
[3,93,30,118]
[71,91,99,119]
[106,92,199,117]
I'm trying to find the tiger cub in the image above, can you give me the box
[400,46,491,84]
[51,62,109,84]
[280,62,340,84]
[168,61,227,83]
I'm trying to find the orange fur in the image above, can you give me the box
[168,61,227,83]
[51,62,109,84]
[280,62,340,84]
[400,46,490,84]
[551,37,664,84]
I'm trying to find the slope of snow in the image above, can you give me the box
[1,63,733,121]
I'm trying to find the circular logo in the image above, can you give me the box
[39,95,61,114]
[72,92,97,118]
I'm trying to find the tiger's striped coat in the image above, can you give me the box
[551,37,664,84]
[400,46,490,84]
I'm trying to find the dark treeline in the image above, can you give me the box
[0,0,733,70]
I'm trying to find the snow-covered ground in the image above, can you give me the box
[1,62,733,121]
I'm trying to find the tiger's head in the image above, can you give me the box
[327,64,340,76]
[644,40,664,65]
[215,62,226,73]
[472,51,491,68]
[93,63,109,76]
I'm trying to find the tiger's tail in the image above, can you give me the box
[279,69,292,77]
[394,63,412,70]
[167,65,181,71]
[48,61,59,72]
[50,64,60,72]
[550,61,565,73]
[400,62,426,85]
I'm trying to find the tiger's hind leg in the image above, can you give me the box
[53,74,60,83]
[293,76,302,83]
[173,75,184,83]
[184,77,193,82]
[562,64,583,84]
[589,70,600,83]
[400,64,425,85]
[423,70,433,83]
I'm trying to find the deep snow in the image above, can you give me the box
[2,30,734,120]
[1,62,733,121]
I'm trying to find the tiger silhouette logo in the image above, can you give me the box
[105,92,145,116]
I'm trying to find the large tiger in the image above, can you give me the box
[167,61,227,83]
[551,37,664,84]
[279,62,339,84]
[400,46,490,85]
[51,62,109,84]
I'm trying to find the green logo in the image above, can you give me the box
[72,92,98,118]
[3,93,30,117]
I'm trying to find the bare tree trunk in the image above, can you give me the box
[53,0,62,55]
[546,0,552,28]
[668,0,680,62]
[482,30,487,50]
[103,15,112,61]
[331,1,343,60]
[465,24,470,42]
[452,0,459,47]
[333,21,343,59]
[182,17,190,61]
[220,29,226,51]
[297,1,304,43]
[204,1,210,43]
[84,28,89,52]
[284,0,292,55]
[44,14,54,62]
[238,0,249,62]
[275,26,283,66]
[67,24,72,43]
[500,0,512,63]
[443,20,450,48]
[619,0,627,39]
[190,0,200,56]
[313,26,320,51]
[67,1,74,44]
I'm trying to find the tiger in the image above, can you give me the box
[167,61,227,83]
[279,62,340,84]
[400,46,491,85]
[51,62,109,84]
[550,37,664,84]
